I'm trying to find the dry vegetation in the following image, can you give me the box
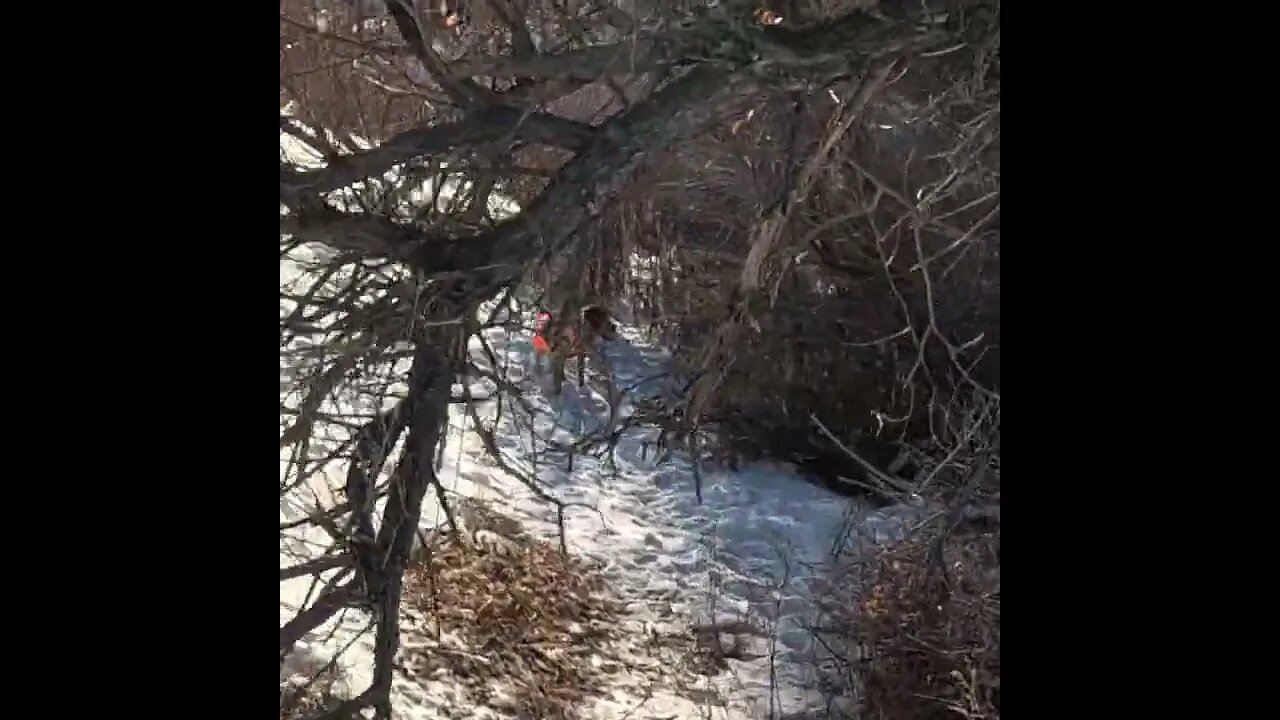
[283,678,347,720]
[282,650,351,720]
[603,36,999,496]
[397,503,737,719]
[400,526,626,719]
[812,519,1000,719]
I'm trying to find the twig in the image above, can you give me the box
[280,581,360,655]
[281,553,354,582]
[809,413,911,501]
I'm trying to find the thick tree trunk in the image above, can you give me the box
[364,332,452,717]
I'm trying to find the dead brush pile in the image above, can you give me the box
[399,527,629,720]
[280,668,344,720]
[814,525,1000,719]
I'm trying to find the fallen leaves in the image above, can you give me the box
[400,517,630,720]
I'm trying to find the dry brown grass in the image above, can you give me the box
[814,525,1000,720]
[399,519,630,720]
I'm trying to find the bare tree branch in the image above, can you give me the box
[281,206,450,264]
[482,0,536,59]
[285,65,751,291]
[411,65,750,282]
[449,39,670,82]
[345,399,411,593]
[442,12,946,85]
[280,349,364,449]
[281,105,596,204]
[280,580,359,654]
[362,338,452,714]
[382,0,489,106]
[281,553,354,582]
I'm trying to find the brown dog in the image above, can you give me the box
[534,305,618,394]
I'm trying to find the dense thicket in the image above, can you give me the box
[280,2,999,718]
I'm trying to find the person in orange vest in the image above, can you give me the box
[532,310,557,356]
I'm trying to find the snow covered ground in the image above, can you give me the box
[280,297,925,719]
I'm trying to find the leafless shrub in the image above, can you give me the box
[282,677,346,720]
[811,519,1000,719]
[799,396,999,720]
[599,0,1001,502]
[281,647,350,719]
[281,0,438,140]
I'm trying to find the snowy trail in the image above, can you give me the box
[280,295,924,718]
[407,315,923,718]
